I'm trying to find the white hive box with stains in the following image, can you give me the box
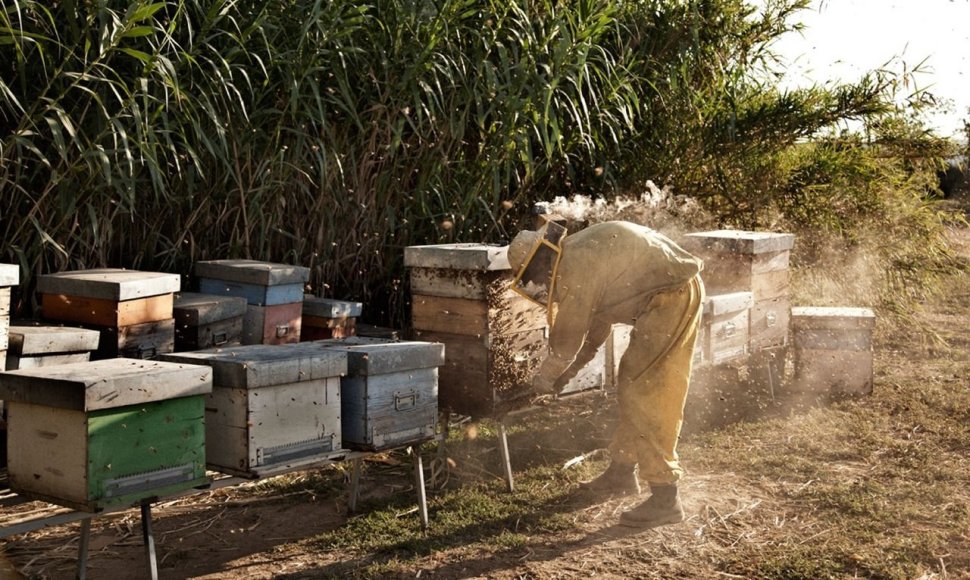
[791,306,876,398]
[0,263,18,371]
[5,324,101,370]
[682,230,795,352]
[313,337,443,451]
[405,243,549,417]
[160,343,347,477]
[0,358,212,512]
[173,292,248,351]
[194,260,309,345]
[698,292,754,366]
[37,268,180,359]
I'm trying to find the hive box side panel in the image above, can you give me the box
[198,278,303,307]
[404,244,509,271]
[42,293,173,327]
[707,308,750,366]
[175,316,243,351]
[411,294,488,336]
[409,268,492,300]
[86,396,208,508]
[0,265,18,287]
[794,348,873,397]
[750,297,790,351]
[203,387,251,473]
[8,325,101,355]
[341,369,438,451]
[411,330,491,416]
[242,303,302,345]
[247,377,341,467]
[174,292,247,326]
[559,342,607,396]
[8,402,89,506]
[8,352,91,370]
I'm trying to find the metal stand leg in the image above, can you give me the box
[498,421,514,493]
[411,446,429,531]
[348,457,362,513]
[140,503,158,580]
[75,517,91,580]
[431,410,451,488]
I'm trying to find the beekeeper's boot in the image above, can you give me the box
[618,483,684,528]
[578,461,641,496]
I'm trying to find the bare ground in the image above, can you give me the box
[2,213,969,580]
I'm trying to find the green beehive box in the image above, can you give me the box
[0,358,212,512]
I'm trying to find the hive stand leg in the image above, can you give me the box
[75,517,92,580]
[498,421,515,493]
[431,410,451,488]
[140,502,159,580]
[348,457,362,513]
[411,446,429,531]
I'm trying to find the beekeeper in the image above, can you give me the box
[507,220,704,528]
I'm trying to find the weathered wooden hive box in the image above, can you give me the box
[195,260,309,345]
[5,324,101,370]
[682,231,795,353]
[160,343,347,477]
[0,359,211,511]
[301,296,363,341]
[173,292,247,351]
[698,292,754,367]
[0,264,17,371]
[405,243,548,417]
[791,307,876,397]
[37,269,179,359]
[315,337,443,451]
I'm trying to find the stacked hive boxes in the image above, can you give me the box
[173,292,247,351]
[195,260,308,345]
[161,344,347,477]
[37,269,180,359]
[0,359,212,511]
[316,337,443,451]
[0,263,19,370]
[404,243,548,417]
[5,325,101,370]
[683,230,796,354]
[791,307,876,399]
[302,297,363,341]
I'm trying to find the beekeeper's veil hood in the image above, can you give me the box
[508,222,567,309]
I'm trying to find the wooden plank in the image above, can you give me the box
[95,318,175,360]
[750,297,790,351]
[7,325,101,355]
[0,264,18,287]
[0,358,213,412]
[203,388,250,473]
[0,316,7,351]
[241,302,302,345]
[193,259,310,286]
[682,230,795,255]
[792,307,876,330]
[36,269,179,301]
[7,353,91,370]
[7,402,88,507]
[411,294,487,335]
[41,293,173,327]
[409,267,493,300]
[173,292,247,326]
[0,287,10,315]
[302,296,362,318]
[313,338,445,375]
[160,343,347,389]
[404,243,510,271]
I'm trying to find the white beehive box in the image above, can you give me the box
[161,343,347,477]
[5,325,101,370]
[792,307,876,398]
[1,263,20,370]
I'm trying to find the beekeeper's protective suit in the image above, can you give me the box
[508,221,704,528]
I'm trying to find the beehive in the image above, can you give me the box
[37,269,179,359]
[0,359,211,511]
[682,231,795,352]
[301,296,362,341]
[405,243,548,417]
[315,337,443,451]
[194,260,309,345]
[791,307,876,398]
[5,324,101,370]
[173,292,247,351]
[699,292,754,366]
[160,343,347,477]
